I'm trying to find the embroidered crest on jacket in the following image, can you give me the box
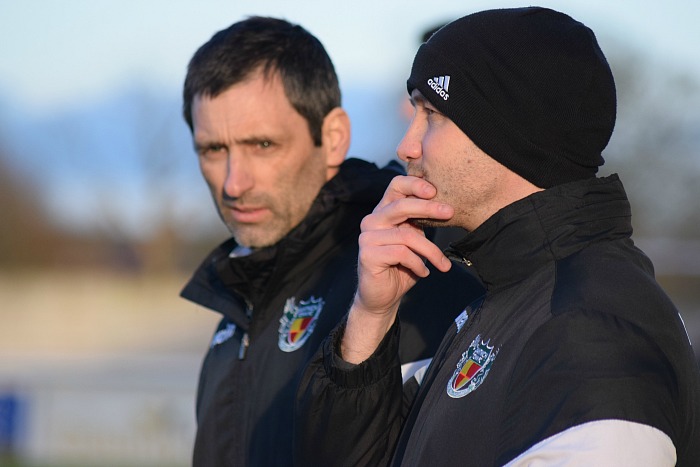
[278,296,325,352]
[447,334,499,398]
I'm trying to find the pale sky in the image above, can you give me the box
[1,0,698,114]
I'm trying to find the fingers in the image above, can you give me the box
[359,233,427,279]
[374,175,437,210]
[365,176,454,231]
[359,222,452,275]
[363,198,453,231]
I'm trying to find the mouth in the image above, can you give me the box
[226,204,270,224]
[406,164,425,179]
[407,169,429,184]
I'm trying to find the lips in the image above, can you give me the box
[228,205,270,224]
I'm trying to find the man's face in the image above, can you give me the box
[191,70,333,248]
[397,89,512,232]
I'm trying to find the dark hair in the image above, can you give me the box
[183,16,341,146]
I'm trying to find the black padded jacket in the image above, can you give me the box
[296,175,700,466]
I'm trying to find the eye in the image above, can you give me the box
[197,144,227,158]
[239,137,276,152]
[423,107,439,122]
[423,105,445,123]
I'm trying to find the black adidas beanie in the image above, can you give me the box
[407,7,616,188]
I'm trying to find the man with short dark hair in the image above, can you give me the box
[180,16,483,466]
[296,7,700,466]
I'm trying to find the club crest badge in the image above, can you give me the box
[447,334,499,398]
[278,296,325,352]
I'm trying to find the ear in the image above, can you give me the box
[321,107,351,177]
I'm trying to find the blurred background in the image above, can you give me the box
[1,0,698,465]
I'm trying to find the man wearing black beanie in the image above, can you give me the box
[296,7,700,466]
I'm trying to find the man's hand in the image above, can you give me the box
[341,175,454,363]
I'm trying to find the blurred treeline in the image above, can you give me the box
[0,181,224,275]
[0,149,225,273]
[0,40,698,275]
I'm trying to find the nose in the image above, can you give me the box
[223,154,254,199]
[396,119,423,163]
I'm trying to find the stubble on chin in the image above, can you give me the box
[408,217,452,229]
[227,219,289,249]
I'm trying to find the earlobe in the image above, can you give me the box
[322,107,351,169]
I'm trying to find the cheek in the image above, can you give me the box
[199,162,224,195]
[278,154,327,203]
[422,128,452,163]
[281,149,325,182]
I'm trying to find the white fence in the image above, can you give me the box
[2,353,200,466]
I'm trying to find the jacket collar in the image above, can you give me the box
[446,175,632,290]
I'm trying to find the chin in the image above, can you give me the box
[230,227,286,249]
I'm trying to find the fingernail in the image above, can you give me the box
[442,255,452,270]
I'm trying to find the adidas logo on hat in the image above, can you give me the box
[427,75,450,100]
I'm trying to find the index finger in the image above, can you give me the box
[374,175,438,210]
[363,197,453,232]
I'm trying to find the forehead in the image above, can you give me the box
[195,69,288,114]
[191,70,306,139]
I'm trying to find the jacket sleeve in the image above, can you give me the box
[294,319,407,467]
[502,419,676,466]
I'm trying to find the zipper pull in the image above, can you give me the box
[238,332,250,360]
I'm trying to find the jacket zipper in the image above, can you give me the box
[238,299,254,360]
[456,255,473,267]
[445,247,473,268]
[238,332,249,360]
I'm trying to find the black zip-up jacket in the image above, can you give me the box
[296,175,700,466]
[181,158,484,466]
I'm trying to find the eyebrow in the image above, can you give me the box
[411,92,442,115]
[409,91,429,107]
[236,135,274,145]
[193,139,219,152]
